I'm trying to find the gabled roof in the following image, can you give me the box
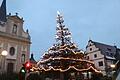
[89,40,117,59]
[0,0,7,22]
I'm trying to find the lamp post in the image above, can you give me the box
[1,50,8,73]
[110,64,115,68]
[110,64,115,80]
[1,50,8,56]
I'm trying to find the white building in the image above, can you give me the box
[85,40,117,76]
[0,0,31,73]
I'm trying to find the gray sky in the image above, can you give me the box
[1,0,120,61]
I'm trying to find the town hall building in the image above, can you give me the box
[85,40,119,76]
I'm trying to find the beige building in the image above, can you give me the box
[0,0,31,73]
[85,40,117,76]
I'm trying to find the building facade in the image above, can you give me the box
[0,0,31,73]
[85,40,118,76]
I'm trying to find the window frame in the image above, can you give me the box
[9,47,15,56]
[94,54,97,58]
[21,54,25,63]
[12,24,17,34]
[98,61,103,66]
[90,48,92,51]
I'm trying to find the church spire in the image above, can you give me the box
[0,0,7,22]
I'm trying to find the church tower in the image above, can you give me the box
[0,0,31,73]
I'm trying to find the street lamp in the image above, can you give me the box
[1,50,8,56]
[1,50,8,73]
[110,64,115,68]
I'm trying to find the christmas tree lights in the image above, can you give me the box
[31,12,102,80]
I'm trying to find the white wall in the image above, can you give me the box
[86,41,106,75]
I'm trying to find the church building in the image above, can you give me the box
[0,0,31,73]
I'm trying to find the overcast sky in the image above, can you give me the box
[0,0,120,61]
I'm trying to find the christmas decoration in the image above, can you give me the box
[29,12,102,80]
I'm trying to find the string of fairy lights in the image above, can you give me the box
[31,66,101,73]
[34,12,102,75]
[37,57,94,64]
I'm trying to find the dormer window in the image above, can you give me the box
[12,24,17,34]
[106,51,113,57]
[107,48,111,51]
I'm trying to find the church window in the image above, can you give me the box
[21,54,25,63]
[9,47,15,56]
[12,24,17,34]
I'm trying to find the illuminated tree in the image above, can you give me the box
[42,11,83,59]
[31,12,102,80]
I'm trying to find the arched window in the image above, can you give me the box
[9,47,15,56]
[12,24,17,34]
[21,54,25,63]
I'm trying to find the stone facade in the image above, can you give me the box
[0,14,31,73]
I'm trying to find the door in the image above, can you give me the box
[7,63,14,73]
